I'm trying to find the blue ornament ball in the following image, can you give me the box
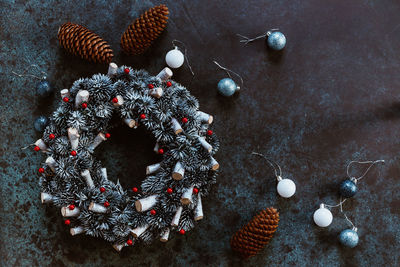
[339,229,359,248]
[217,78,238,97]
[267,31,286,51]
[36,80,52,97]
[339,179,357,198]
[34,116,49,132]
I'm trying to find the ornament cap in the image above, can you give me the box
[350,177,358,184]
[266,29,279,37]
[277,175,283,181]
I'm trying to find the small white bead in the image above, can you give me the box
[313,206,333,227]
[165,49,184,68]
[276,179,296,198]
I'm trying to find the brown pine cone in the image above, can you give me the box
[230,207,279,258]
[121,4,169,55]
[58,22,114,64]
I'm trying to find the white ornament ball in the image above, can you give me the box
[165,49,184,68]
[313,206,333,227]
[277,179,296,198]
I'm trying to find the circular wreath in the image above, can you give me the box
[35,64,219,251]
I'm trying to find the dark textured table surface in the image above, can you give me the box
[1,0,400,266]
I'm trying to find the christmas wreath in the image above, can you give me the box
[35,63,219,251]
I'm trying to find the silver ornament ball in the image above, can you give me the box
[217,78,239,97]
[34,116,49,132]
[339,179,357,198]
[339,229,359,248]
[267,31,286,51]
[36,80,52,97]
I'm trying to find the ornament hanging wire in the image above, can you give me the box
[213,61,244,91]
[21,144,35,150]
[346,159,385,183]
[237,29,280,44]
[339,198,357,231]
[172,39,194,76]
[11,64,47,80]
[324,198,347,209]
[251,152,282,181]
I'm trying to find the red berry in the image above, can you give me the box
[34,146,40,151]
[70,150,77,156]
[100,187,106,193]
[49,134,55,139]
[132,187,138,193]
[140,114,146,119]
[112,97,118,103]
[158,148,164,154]
[63,97,69,102]
[166,81,172,87]
[105,133,111,138]
[68,204,75,210]
[150,209,156,215]
[182,117,188,124]
[207,130,213,136]
[104,201,110,207]
[193,187,199,194]
[127,239,133,246]
[38,167,45,173]
[179,229,185,235]
[64,219,71,225]
[167,188,173,194]
[124,68,130,74]
[148,84,154,89]
[81,102,88,109]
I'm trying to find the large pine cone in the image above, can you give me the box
[230,207,279,258]
[58,22,114,64]
[121,4,169,55]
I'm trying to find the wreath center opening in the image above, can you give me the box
[95,124,159,191]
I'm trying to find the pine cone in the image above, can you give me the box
[58,22,114,64]
[230,207,279,258]
[121,4,169,55]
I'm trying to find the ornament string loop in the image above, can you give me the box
[237,29,279,44]
[12,64,47,80]
[346,159,385,182]
[172,39,194,76]
[251,152,282,181]
[213,61,244,91]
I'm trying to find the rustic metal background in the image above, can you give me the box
[0,0,399,266]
